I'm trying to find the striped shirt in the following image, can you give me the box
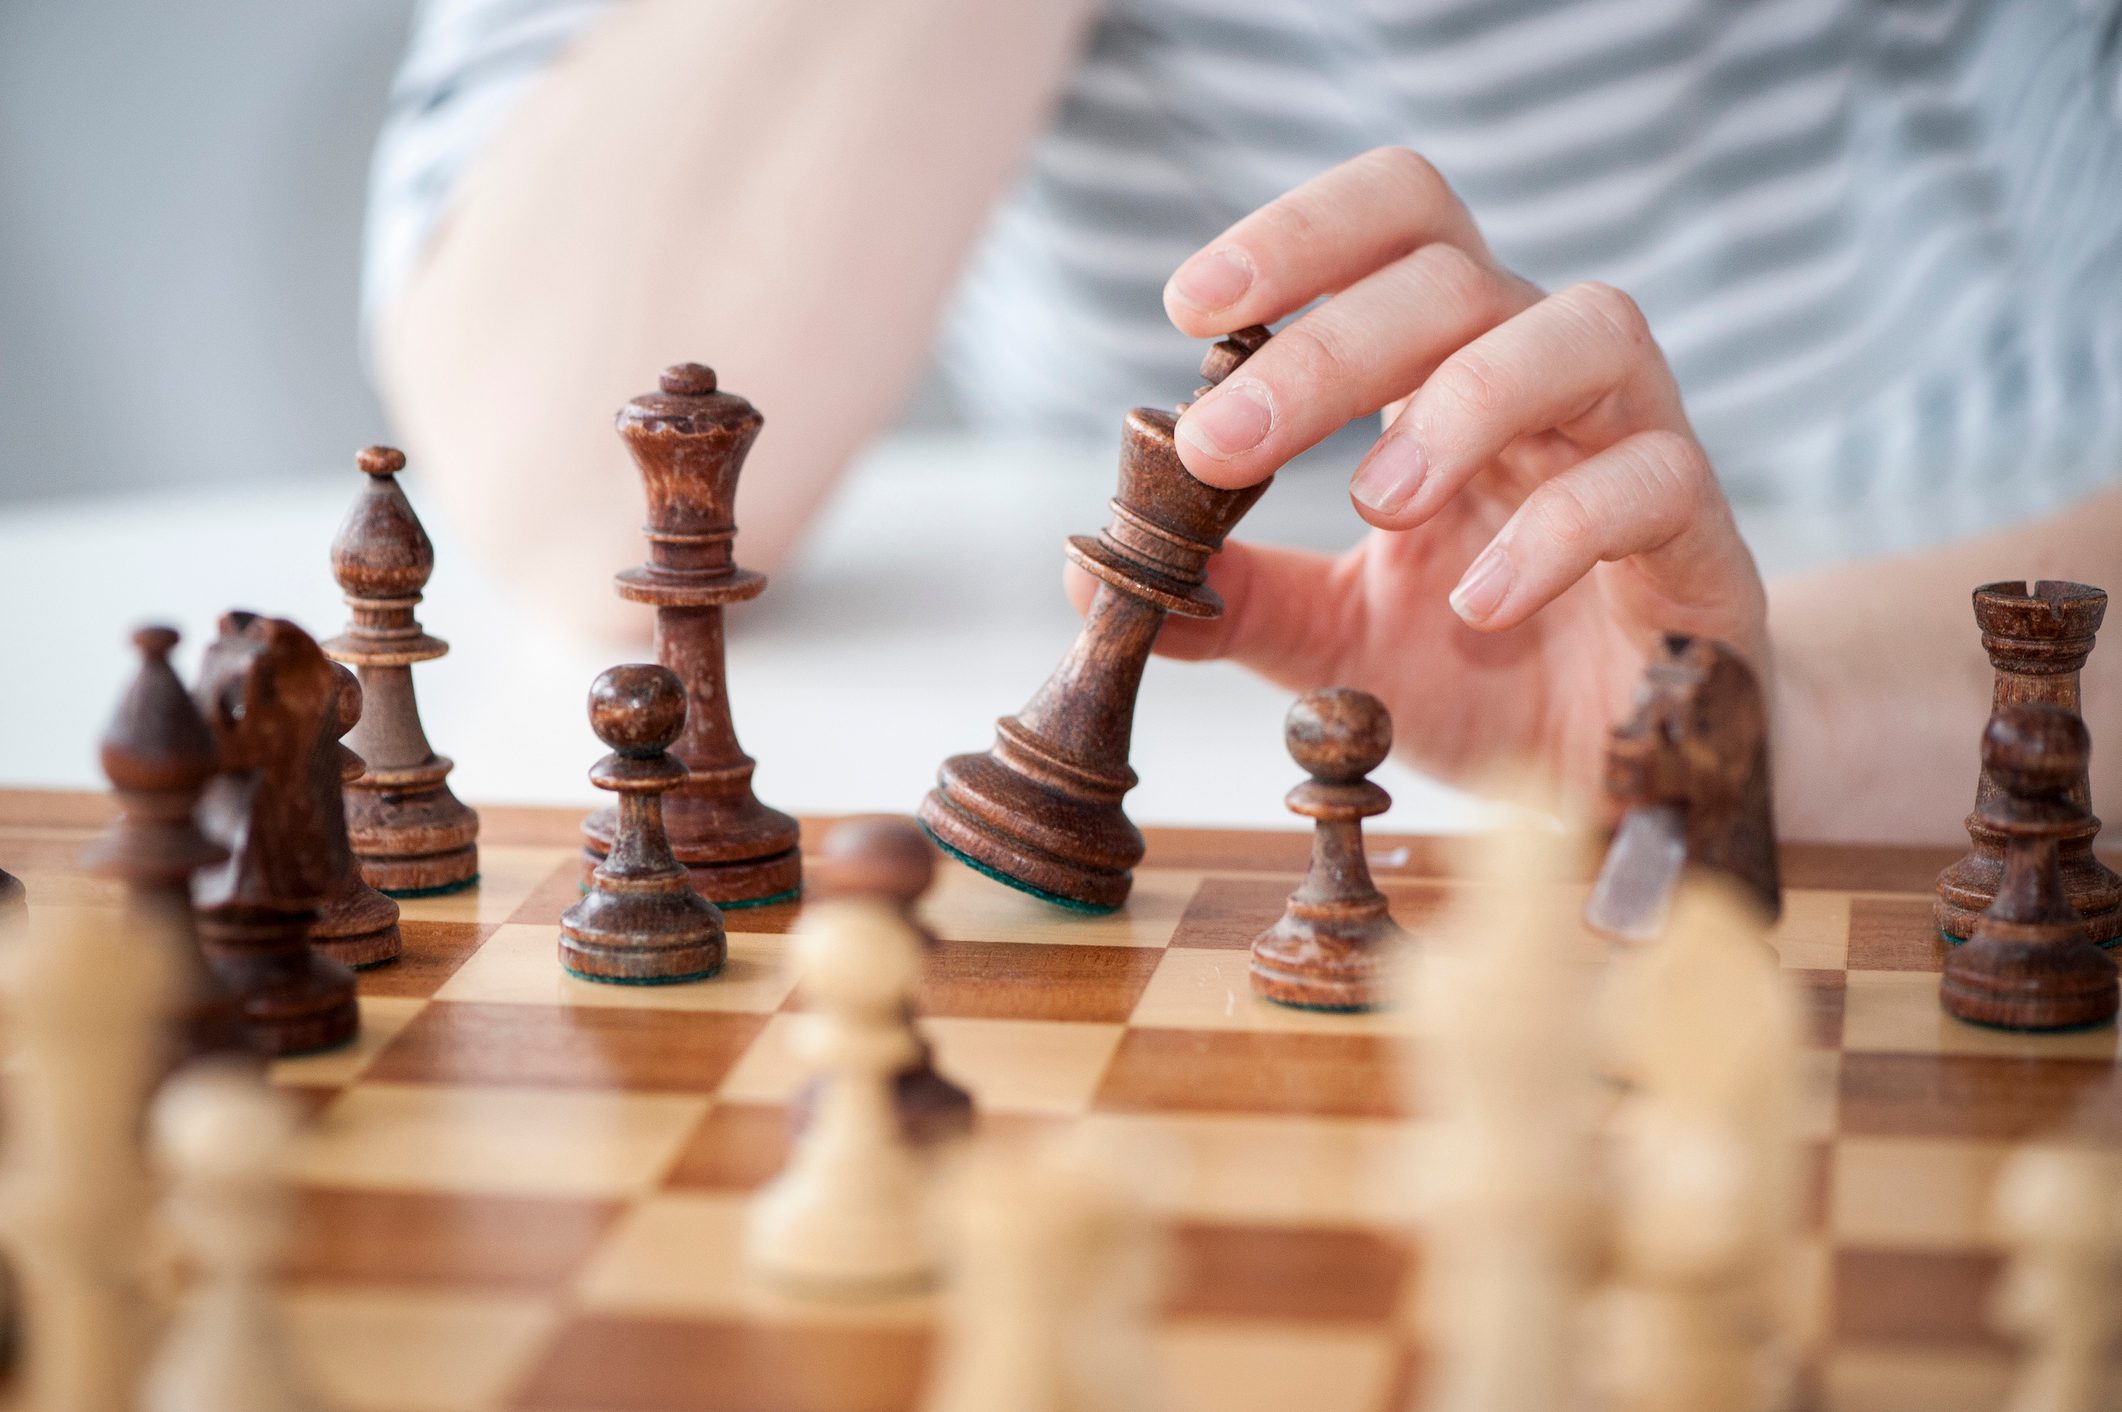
[367,0,2122,559]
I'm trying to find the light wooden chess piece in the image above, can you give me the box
[139,1064,327,1412]
[2,905,179,1412]
[1598,875,1804,1412]
[1991,1145,2122,1412]
[1407,801,1600,1412]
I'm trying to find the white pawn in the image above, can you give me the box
[140,1064,326,1412]
[748,820,942,1295]
[1992,1146,2122,1412]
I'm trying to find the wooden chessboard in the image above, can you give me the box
[4,787,2118,1412]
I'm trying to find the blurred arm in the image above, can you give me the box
[374,0,1096,639]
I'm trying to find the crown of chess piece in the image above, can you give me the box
[323,445,481,896]
[190,612,361,1056]
[1584,633,1782,942]
[306,664,403,969]
[919,326,1276,912]
[579,365,801,907]
[561,663,727,983]
[1940,704,2120,1031]
[1249,689,1408,1011]
[77,625,250,1065]
[1937,581,2122,943]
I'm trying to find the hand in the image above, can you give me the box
[1072,147,1769,803]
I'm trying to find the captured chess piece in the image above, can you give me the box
[324,445,480,895]
[920,327,1275,911]
[562,664,726,984]
[191,612,360,1057]
[579,365,800,906]
[1249,689,1407,1011]
[77,626,249,1065]
[1940,705,2119,1032]
[1584,633,1781,942]
[307,664,403,969]
[1938,581,2122,943]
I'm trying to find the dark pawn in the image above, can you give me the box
[1941,705,2119,1031]
[1250,690,1408,1012]
[324,445,481,896]
[191,613,360,1056]
[308,664,404,969]
[562,664,727,983]
[77,626,250,1065]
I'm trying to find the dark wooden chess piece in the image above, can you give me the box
[919,327,1276,911]
[76,626,250,1065]
[1937,581,2122,943]
[1583,634,1782,942]
[0,867,21,921]
[563,663,727,983]
[190,612,361,1056]
[308,663,404,969]
[580,366,801,907]
[1249,690,1408,1011]
[1940,704,2119,1030]
[324,445,481,896]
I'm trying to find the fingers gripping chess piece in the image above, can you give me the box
[920,327,1276,912]
[306,665,403,970]
[323,445,480,895]
[1990,1146,2122,1412]
[1940,705,2120,1031]
[1585,634,1781,942]
[561,665,727,984]
[579,365,801,906]
[1250,689,1408,1011]
[190,613,360,1057]
[1938,582,2122,943]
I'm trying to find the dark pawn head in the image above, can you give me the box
[1286,688,1393,784]
[356,445,407,479]
[1986,704,2088,799]
[812,816,935,905]
[588,664,688,758]
[101,624,217,795]
[660,363,718,396]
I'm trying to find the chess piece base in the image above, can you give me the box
[1940,924,2120,1031]
[1936,825,2122,943]
[917,750,1142,913]
[560,881,727,985]
[347,780,480,895]
[312,882,403,970]
[580,805,801,907]
[200,914,360,1057]
[1249,907,1405,1012]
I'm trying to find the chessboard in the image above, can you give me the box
[3,786,2113,1412]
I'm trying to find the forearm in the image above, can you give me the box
[1768,483,2122,844]
[374,0,1095,638]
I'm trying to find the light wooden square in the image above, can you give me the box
[435,923,796,1013]
[270,996,426,1088]
[1129,949,1416,1036]
[1820,1350,2015,1412]
[1158,1322,1399,1412]
[283,1287,558,1412]
[917,864,1201,948]
[394,844,562,925]
[1770,889,1851,970]
[1842,969,2122,1059]
[1080,1112,1409,1228]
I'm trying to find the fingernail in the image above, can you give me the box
[1450,543,1515,624]
[1351,437,1426,514]
[1177,378,1274,459]
[1169,246,1255,312]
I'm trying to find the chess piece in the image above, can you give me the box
[139,1064,328,1412]
[1250,688,1407,1010]
[3,906,178,1412]
[306,664,402,970]
[77,625,250,1065]
[1940,705,2120,1031]
[747,832,941,1295]
[191,612,360,1056]
[1585,634,1781,942]
[1937,581,2122,943]
[1990,1146,2122,1412]
[323,445,480,895]
[0,867,22,920]
[561,664,726,983]
[579,366,800,906]
[920,327,1275,911]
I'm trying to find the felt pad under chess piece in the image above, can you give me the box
[562,664,727,984]
[920,327,1275,912]
[323,445,480,896]
[191,612,360,1057]
[1249,689,1408,1011]
[78,626,250,1065]
[1584,633,1781,942]
[579,365,800,906]
[307,664,403,969]
[1937,581,2122,943]
[1941,705,2120,1032]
